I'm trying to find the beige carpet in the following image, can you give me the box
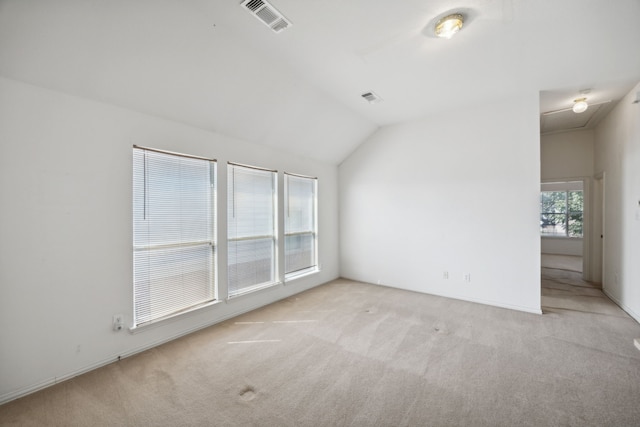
[1,275,640,426]
[541,254,582,273]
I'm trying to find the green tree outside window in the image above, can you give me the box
[540,190,583,237]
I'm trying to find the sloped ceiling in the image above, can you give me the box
[539,81,636,135]
[1,0,639,163]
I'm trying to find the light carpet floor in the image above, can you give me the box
[1,273,640,426]
[541,254,582,274]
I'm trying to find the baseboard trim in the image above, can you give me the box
[429,289,543,315]
[602,288,640,325]
[0,309,256,405]
[344,278,543,316]
[0,277,334,406]
[448,293,543,315]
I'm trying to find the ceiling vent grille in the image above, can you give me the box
[361,92,383,104]
[241,0,292,34]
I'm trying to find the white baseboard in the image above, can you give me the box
[602,288,640,325]
[350,278,543,316]
[0,279,330,406]
[436,290,543,315]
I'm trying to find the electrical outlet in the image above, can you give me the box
[464,273,471,283]
[112,314,124,331]
[443,271,449,279]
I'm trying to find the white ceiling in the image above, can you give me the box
[539,81,636,134]
[1,0,639,163]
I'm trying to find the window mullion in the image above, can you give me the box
[564,191,569,237]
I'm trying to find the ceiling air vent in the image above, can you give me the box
[241,0,292,34]
[361,92,383,104]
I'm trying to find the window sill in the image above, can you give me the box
[285,267,320,283]
[226,281,282,302]
[129,299,222,334]
[541,235,583,240]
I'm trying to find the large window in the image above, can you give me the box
[540,190,583,237]
[227,163,277,297]
[132,147,216,327]
[284,173,318,279]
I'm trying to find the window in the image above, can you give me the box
[132,147,216,327]
[227,163,277,297]
[540,190,583,237]
[284,173,318,279]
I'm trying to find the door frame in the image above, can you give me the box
[590,172,605,284]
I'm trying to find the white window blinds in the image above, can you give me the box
[227,163,277,297]
[133,147,216,326]
[284,173,317,278]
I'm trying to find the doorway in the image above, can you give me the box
[591,173,604,285]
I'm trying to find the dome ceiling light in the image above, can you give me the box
[572,98,589,113]
[434,14,464,39]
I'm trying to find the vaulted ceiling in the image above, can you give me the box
[1,0,639,163]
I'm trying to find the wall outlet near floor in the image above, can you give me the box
[112,314,124,331]
[464,273,471,283]
[443,271,449,279]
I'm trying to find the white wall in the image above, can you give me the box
[539,130,594,257]
[539,130,593,257]
[0,77,340,403]
[540,237,582,257]
[339,95,541,314]
[540,131,594,258]
[594,83,640,323]
[540,130,594,180]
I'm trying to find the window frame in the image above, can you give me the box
[132,146,217,329]
[284,172,319,280]
[540,189,583,238]
[227,162,279,298]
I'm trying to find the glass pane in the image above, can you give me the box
[228,237,275,295]
[228,166,275,239]
[285,174,317,277]
[540,213,567,236]
[540,191,566,214]
[133,148,216,326]
[285,233,316,274]
[134,244,214,324]
[134,150,212,247]
[568,213,583,237]
[568,190,583,237]
[286,176,315,233]
[227,164,277,295]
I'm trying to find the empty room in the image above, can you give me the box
[1,0,640,425]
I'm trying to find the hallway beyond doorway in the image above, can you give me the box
[541,253,582,273]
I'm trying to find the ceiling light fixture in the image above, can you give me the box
[572,98,589,113]
[435,14,464,39]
